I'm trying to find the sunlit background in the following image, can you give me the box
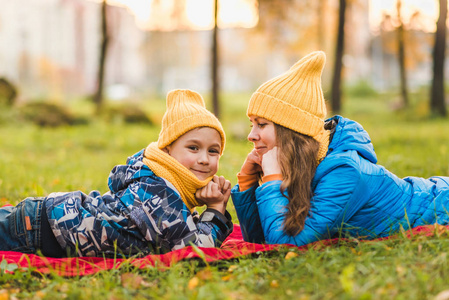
[109,0,437,31]
[104,0,259,30]
[0,0,444,101]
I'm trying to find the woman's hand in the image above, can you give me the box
[240,149,262,176]
[196,175,231,214]
[260,147,281,176]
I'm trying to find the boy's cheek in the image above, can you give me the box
[212,160,219,175]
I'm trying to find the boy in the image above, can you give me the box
[0,89,233,257]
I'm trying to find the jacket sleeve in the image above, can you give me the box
[256,165,367,246]
[231,184,265,243]
[126,177,233,252]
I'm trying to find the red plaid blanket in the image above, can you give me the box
[0,224,444,276]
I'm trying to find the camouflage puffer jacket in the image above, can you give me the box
[45,150,233,257]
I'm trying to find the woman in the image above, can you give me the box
[231,51,449,246]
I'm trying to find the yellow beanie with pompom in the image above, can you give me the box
[158,89,226,154]
[247,51,330,162]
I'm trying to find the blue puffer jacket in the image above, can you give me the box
[231,116,449,246]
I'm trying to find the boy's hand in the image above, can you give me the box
[240,149,262,176]
[196,175,231,214]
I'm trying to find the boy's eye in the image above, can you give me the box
[188,146,199,151]
[209,148,220,154]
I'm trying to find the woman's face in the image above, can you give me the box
[248,115,276,156]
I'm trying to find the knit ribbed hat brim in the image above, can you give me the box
[247,51,329,161]
[158,89,226,154]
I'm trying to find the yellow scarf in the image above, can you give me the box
[142,142,212,212]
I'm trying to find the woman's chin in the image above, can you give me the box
[255,150,267,157]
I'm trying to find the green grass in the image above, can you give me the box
[0,92,449,299]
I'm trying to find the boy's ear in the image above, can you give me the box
[162,147,170,154]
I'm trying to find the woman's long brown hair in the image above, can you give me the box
[275,124,320,236]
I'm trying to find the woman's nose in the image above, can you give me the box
[247,127,259,142]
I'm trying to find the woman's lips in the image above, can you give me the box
[255,147,267,154]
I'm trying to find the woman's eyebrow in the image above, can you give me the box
[254,117,268,122]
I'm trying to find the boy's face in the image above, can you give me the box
[166,127,222,180]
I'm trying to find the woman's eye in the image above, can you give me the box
[258,123,267,128]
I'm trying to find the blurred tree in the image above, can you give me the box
[257,0,289,43]
[317,0,327,50]
[331,0,346,113]
[75,3,86,92]
[256,0,331,58]
[212,0,220,117]
[0,77,18,106]
[380,8,429,107]
[93,0,109,115]
[396,0,409,108]
[430,0,447,117]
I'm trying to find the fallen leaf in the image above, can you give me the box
[221,275,232,281]
[436,224,448,235]
[228,265,238,273]
[188,277,199,290]
[0,290,8,300]
[196,269,213,281]
[121,273,143,289]
[339,264,355,293]
[34,290,46,299]
[56,283,69,293]
[270,280,279,288]
[396,265,405,276]
[285,252,298,260]
[350,248,361,255]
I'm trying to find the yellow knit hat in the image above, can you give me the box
[247,51,330,162]
[158,89,226,154]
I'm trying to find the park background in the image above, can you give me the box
[1,0,449,299]
[0,0,447,114]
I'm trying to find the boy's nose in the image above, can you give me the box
[198,151,209,164]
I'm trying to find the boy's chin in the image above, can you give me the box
[192,171,211,181]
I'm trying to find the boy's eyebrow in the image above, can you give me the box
[186,138,221,148]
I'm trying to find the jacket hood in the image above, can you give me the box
[108,149,154,194]
[326,115,377,164]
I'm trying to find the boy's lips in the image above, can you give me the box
[191,169,209,174]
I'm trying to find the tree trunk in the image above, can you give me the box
[93,0,109,115]
[331,0,346,113]
[75,4,85,91]
[396,0,409,108]
[317,0,326,50]
[211,0,220,117]
[430,0,447,117]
